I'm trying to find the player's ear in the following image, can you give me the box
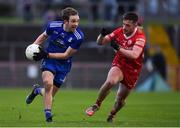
[64,19,69,24]
[134,22,138,26]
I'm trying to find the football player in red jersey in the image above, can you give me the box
[85,12,146,122]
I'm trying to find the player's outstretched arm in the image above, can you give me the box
[33,32,48,45]
[97,28,111,45]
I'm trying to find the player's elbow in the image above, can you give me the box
[56,53,69,59]
[130,47,142,59]
[62,53,69,59]
[131,52,140,59]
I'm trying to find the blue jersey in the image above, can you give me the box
[45,21,84,63]
[40,21,84,87]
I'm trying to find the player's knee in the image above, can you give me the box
[106,79,118,86]
[43,79,53,89]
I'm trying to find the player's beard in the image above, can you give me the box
[123,29,133,36]
[64,23,77,32]
[123,29,129,36]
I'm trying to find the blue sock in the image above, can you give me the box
[34,87,41,95]
[44,109,52,119]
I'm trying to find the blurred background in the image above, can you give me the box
[0,0,179,91]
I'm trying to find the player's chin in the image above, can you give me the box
[72,26,77,31]
[123,29,128,34]
[71,28,76,32]
[124,31,131,35]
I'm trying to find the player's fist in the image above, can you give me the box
[110,41,120,51]
[100,28,111,36]
[33,47,48,61]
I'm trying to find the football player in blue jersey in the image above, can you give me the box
[25,7,84,122]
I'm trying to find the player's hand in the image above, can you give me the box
[110,41,120,51]
[100,28,111,36]
[33,47,48,61]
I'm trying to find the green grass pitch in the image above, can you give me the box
[0,88,179,127]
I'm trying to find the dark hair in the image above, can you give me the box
[61,7,78,21]
[123,12,139,23]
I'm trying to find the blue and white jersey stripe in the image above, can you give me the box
[44,20,84,63]
[74,30,82,40]
[50,22,63,28]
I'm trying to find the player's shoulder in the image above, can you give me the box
[48,21,63,28]
[112,26,123,34]
[115,26,123,31]
[73,27,84,40]
[135,26,146,43]
[137,26,145,35]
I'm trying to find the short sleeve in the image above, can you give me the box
[45,22,53,35]
[70,38,83,50]
[135,34,146,48]
[107,28,121,40]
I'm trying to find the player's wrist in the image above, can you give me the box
[96,34,104,45]
[117,46,120,51]
[110,41,120,51]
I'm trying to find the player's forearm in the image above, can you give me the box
[34,33,48,45]
[119,46,142,59]
[97,34,110,45]
[48,52,69,59]
[96,34,104,45]
[48,47,76,59]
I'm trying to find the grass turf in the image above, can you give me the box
[0,88,179,127]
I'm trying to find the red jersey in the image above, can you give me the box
[108,27,146,89]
